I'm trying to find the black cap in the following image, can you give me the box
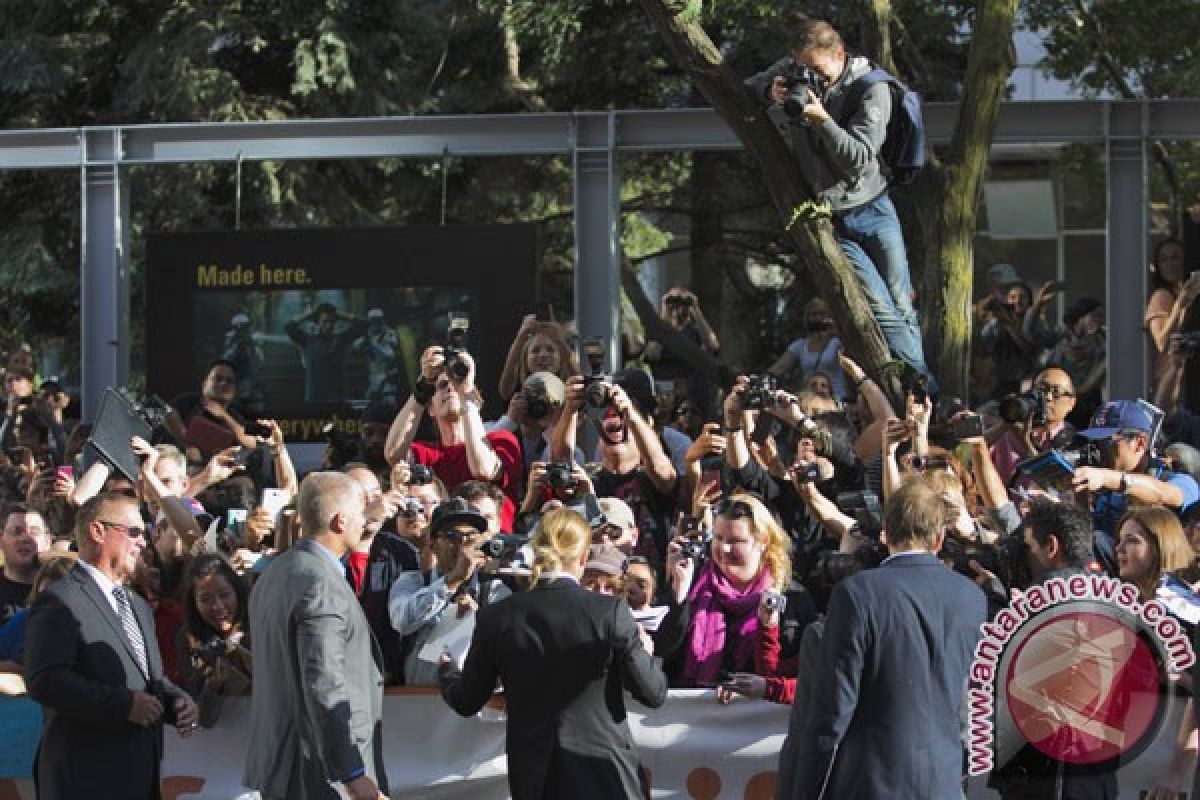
[429,497,487,538]
[614,369,656,417]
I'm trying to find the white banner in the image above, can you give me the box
[1,689,1193,799]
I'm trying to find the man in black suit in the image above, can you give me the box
[25,491,199,800]
[778,478,986,800]
[438,507,668,800]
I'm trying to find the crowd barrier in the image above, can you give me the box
[0,689,1193,799]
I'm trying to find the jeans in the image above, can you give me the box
[834,192,936,389]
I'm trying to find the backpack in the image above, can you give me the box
[838,67,925,185]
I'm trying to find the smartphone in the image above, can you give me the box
[243,420,270,438]
[700,454,723,487]
[260,488,289,517]
[224,508,249,543]
[203,516,222,554]
[952,413,985,441]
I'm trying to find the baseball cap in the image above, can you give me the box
[429,497,488,538]
[614,369,656,417]
[523,371,565,406]
[585,544,628,576]
[596,497,636,532]
[1079,400,1154,439]
[987,263,1021,287]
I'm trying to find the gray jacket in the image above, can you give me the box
[745,55,891,211]
[243,538,388,799]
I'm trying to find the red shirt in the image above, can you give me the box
[410,430,524,531]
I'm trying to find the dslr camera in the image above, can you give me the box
[442,312,471,382]
[793,461,822,484]
[738,374,778,412]
[523,384,554,421]
[999,390,1047,427]
[544,461,578,490]
[836,490,884,540]
[582,374,612,409]
[408,463,434,485]
[781,62,826,117]
[1170,331,1200,356]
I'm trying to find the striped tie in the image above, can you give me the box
[112,586,148,677]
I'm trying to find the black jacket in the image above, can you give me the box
[439,577,667,800]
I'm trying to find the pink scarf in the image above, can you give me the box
[681,560,771,688]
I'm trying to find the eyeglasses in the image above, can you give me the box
[1035,384,1075,399]
[902,454,951,472]
[98,520,147,540]
[592,523,625,542]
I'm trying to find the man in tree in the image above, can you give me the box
[746,18,935,389]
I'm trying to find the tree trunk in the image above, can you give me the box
[634,0,895,384]
[860,0,898,76]
[918,0,1019,400]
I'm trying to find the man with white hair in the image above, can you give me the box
[244,472,388,800]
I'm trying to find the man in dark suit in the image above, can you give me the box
[25,491,199,800]
[438,507,668,800]
[778,478,986,800]
[243,471,388,800]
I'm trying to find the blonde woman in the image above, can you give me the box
[658,493,814,688]
[439,508,666,800]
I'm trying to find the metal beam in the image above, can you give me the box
[79,129,130,419]
[2,101,1199,169]
[572,115,622,372]
[1106,129,1149,401]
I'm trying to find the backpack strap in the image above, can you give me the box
[836,68,893,128]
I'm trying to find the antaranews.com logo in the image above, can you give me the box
[968,573,1195,776]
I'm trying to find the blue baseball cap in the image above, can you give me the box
[1079,400,1154,439]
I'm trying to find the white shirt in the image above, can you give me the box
[77,559,121,615]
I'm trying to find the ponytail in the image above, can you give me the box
[528,508,590,587]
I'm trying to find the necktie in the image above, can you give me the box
[112,585,149,677]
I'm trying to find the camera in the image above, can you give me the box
[665,294,694,309]
[582,374,612,409]
[544,461,578,490]
[478,533,530,561]
[680,537,710,563]
[523,385,553,421]
[781,62,826,117]
[443,312,471,382]
[760,589,787,614]
[409,463,434,485]
[793,461,822,484]
[194,635,228,669]
[737,374,778,412]
[1170,331,1200,355]
[398,498,425,519]
[836,490,884,540]
[999,390,1047,426]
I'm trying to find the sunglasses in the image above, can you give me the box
[98,520,147,540]
[714,498,755,519]
[902,454,951,472]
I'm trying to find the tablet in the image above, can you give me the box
[1015,450,1076,490]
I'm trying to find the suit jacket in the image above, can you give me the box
[24,563,186,800]
[243,538,387,800]
[439,577,667,800]
[780,552,985,800]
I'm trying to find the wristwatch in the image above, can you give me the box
[1118,473,1130,493]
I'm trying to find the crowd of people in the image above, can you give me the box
[4,14,1200,800]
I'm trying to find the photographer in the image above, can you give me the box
[515,460,597,536]
[551,372,677,563]
[489,371,584,480]
[177,554,252,728]
[643,288,720,419]
[387,499,509,687]
[1072,400,1200,573]
[978,281,1057,401]
[656,494,814,689]
[988,367,1078,485]
[385,344,524,532]
[745,18,933,386]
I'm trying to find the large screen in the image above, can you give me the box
[147,225,537,442]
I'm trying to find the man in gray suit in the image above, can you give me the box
[244,471,388,800]
[25,491,199,800]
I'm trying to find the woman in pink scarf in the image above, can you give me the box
[658,493,795,688]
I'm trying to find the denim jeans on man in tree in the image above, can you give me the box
[833,191,936,389]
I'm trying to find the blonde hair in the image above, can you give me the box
[517,322,580,387]
[529,507,591,586]
[722,493,792,590]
